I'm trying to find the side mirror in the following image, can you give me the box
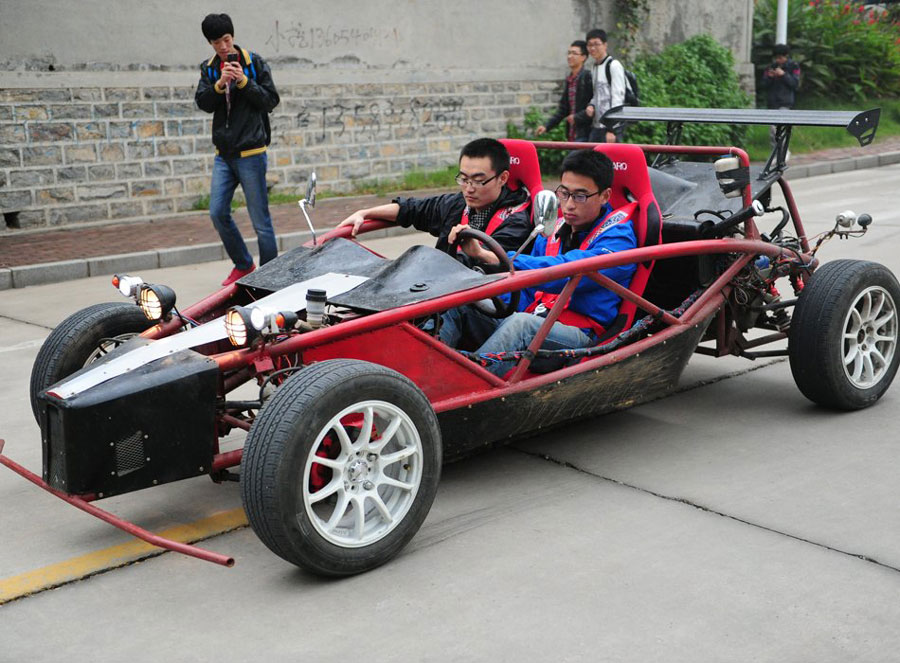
[299,171,318,245]
[305,171,317,209]
[533,189,559,237]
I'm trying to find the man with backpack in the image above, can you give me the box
[195,13,281,286]
[584,28,628,143]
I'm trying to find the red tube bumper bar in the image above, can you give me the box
[0,439,234,567]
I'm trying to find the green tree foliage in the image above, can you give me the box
[753,0,900,103]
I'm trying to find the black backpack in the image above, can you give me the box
[605,58,640,106]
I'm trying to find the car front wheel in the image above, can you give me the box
[29,302,152,422]
[789,259,900,409]
[241,359,442,576]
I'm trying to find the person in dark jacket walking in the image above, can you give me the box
[536,41,593,142]
[339,138,533,257]
[195,13,281,286]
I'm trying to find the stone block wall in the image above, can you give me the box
[0,80,558,230]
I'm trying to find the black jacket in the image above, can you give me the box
[761,59,801,109]
[195,46,280,157]
[544,67,593,140]
[394,186,533,256]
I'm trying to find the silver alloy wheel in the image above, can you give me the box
[842,285,898,388]
[302,400,423,548]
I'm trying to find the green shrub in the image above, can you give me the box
[506,107,568,175]
[753,0,900,103]
[627,34,751,146]
[508,34,751,158]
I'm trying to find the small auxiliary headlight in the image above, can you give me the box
[225,306,266,347]
[138,284,177,321]
[112,274,144,297]
[224,307,299,347]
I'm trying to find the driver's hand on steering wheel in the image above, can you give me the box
[338,211,366,237]
[448,224,501,265]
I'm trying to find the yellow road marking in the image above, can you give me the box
[0,508,248,605]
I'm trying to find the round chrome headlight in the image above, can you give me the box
[225,306,267,347]
[138,284,176,321]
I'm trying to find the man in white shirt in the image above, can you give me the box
[584,28,626,143]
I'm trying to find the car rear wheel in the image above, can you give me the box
[241,359,442,576]
[29,302,152,422]
[789,259,900,410]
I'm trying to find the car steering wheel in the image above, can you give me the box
[450,227,519,318]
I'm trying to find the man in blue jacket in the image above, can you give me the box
[195,13,280,286]
[443,149,637,376]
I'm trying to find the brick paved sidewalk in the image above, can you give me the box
[2,136,899,273]
[0,192,402,269]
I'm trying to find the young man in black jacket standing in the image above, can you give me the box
[761,43,801,153]
[761,43,801,111]
[195,13,281,286]
[536,41,593,142]
[339,138,533,256]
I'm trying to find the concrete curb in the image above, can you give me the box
[3,225,416,290]
[3,152,899,291]
[782,150,900,180]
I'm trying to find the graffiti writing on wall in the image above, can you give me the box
[266,21,402,52]
[295,97,467,142]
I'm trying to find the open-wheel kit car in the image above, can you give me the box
[2,106,897,576]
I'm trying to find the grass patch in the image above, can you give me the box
[190,165,458,211]
[344,165,458,197]
[744,96,900,161]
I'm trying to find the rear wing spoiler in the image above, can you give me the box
[602,106,881,177]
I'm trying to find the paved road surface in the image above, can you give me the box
[1,166,899,662]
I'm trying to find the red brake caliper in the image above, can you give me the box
[309,414,366,492]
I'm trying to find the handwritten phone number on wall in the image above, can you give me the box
[266,22,402,52]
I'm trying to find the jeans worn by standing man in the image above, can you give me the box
[195,13,281,286]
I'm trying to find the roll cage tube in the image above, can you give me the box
[210,237,814,373]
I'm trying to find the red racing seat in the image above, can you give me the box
[592,143,663,335]
[499,138,543,204]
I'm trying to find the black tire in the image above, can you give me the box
[789,259,900,410]
[241,359,442,576]
[29,302,152,421]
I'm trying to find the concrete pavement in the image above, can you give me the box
[1,166,899,660]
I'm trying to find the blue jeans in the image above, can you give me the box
[440,307,594,376]
[209,152,277,269]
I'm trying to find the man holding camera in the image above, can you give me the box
[762,43,801,112]
[195,13,281,286]
[761,44,801,153]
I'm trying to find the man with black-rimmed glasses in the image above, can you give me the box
[338,138,533,256]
